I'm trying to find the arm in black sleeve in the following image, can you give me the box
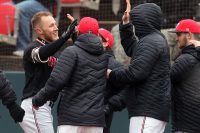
[0,71,25,122]
[107,86,127,112]
[37,19,78,60]
[0,71,16,106]
[32,47,77,107]
[170,54,197,83]
[109,42,159,84]
[105,56,126,113]
[119,22,137,57]
[38,37,66,60]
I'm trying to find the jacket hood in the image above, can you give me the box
[182,44,200,61]
[130,3,162,38]
[74,33,104,55]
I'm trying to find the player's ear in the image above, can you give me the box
[186,32,192,40]
[103,42,109,48]
[34,26,43,34]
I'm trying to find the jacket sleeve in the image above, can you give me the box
[170,54,197,83]
[23,38,66,64]
[30,37,66,64]
[0,71,17,106]
[107,57,126,111]
[109,42,159,84]
[119,22,137,57]
[32,47,77,107]
[196,46,200,59]
[38,37,66,61]
[107,86,127,112]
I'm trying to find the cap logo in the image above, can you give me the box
[186,28,190,32]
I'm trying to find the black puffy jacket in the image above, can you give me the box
[0,71,17,107]
[171,45,200,133]
[0,70,25,122]
[33,33,108,127]
[109,3,171,122]
[104,49,126,111]
[103,49,126,133]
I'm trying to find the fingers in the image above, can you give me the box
[122,11,130,24]
[122,0,131,24]
[124,11,129,16]
[67,14,75,23]
[125,0,131,13]
[123,11,129,20]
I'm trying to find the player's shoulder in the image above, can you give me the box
[25,41,40,52]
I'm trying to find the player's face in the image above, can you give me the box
[40,16,59,42]
[176,32,188,49]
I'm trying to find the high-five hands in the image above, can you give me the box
[61,14,78,39]
[122,0,131,24]
[67,14,79,33]
[67,14,75,22]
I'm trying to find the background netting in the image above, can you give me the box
[0,0,200,71]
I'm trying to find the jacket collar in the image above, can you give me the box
[182,44,200,61]
[35,38,49,46]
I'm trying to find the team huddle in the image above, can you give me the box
[1,1,200,133]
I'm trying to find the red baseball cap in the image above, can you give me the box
[170,19,200,34]
[78,17,99,35]
[98,28,114,48]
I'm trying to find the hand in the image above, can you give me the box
[66,14,78,42]
[122,0,131,24]
[67,14,75,23]
[189,40,200,47]
[61,18,78,39]
[67,14,79,33]
[32,95,45,108]
[107,69,112,79]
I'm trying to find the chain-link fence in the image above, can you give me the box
[0,0,200,71]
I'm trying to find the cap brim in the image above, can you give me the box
[168,30,179,33]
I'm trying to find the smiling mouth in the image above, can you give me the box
[53,32,58,36]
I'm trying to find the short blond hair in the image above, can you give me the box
[31,11,52,29]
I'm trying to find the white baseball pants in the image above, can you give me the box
[57,125,103,133]
[129,116,167,133]
[19,97,54,133]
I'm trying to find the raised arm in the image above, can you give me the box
[34,19,78,61]
[109,42,159,84]
[119,0,137,57]
[32,47,77,107]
